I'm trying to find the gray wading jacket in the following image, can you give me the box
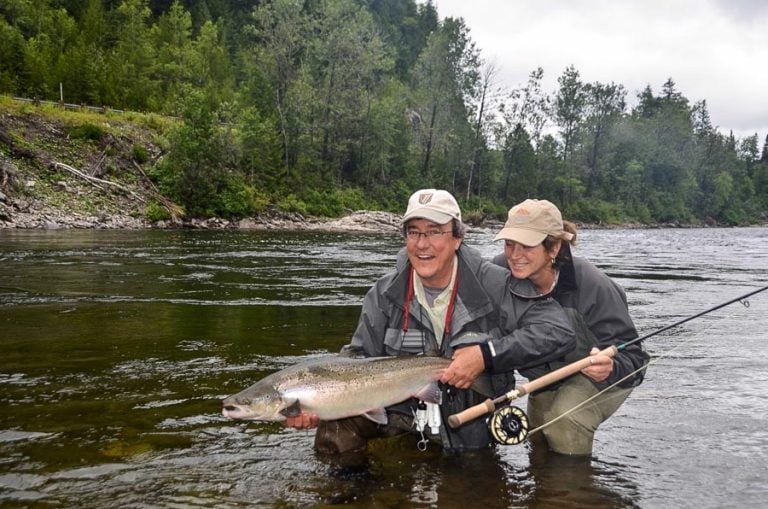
[492,246,648,389]
[340,244,575,451]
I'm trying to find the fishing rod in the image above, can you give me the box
[447,284,768,443]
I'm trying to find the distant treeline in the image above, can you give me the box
[2,0,767,223]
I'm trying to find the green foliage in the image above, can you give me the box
[463,195,507,223]
[753,162,768,211]
[214,175,271,217]
[161,89,229,217]
[0,19,26,93]
[646,191,695,224]
[627,203,653,224]
[144,201,171,222]
[567,199,622,225]
[67,123,105,141]
[274,188,370,218]
[277,194,309,216]
[236,107,283,187]
[364,178,417,213]
[304,187,369,217]
[146,156,176,196]
[131,144,148,164]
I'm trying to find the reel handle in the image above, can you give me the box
[447,398,495,428]
[522,345,618,395]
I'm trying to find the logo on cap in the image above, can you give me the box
[418,193,433,205]
[515,207,531,216]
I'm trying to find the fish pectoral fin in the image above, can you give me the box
[362,408,388,425]
[414,382,441,404]
[279,399,302,418]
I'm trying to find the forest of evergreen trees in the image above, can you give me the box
[2,0,767,223]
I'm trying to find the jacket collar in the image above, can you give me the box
[385,244,495,318]
[553,242,577,297]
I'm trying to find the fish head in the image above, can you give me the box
[221,384,296,422]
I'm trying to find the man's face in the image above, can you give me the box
[404,218,462,288]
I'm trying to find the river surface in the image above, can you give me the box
[1,227,767,508]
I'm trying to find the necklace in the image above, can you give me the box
[541,269,560,296]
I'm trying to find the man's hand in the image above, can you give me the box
[284,412,319,429]
[581,347,614,382]
[440,345,485,389]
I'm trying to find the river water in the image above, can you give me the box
[1,227,767,508]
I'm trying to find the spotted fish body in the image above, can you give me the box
[221,355,450,424]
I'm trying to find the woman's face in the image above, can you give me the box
[503,239,557,281]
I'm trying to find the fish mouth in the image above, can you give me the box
[222,404,255,420]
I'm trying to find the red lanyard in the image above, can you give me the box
[402,266,460,338]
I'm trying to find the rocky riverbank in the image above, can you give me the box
[0,143,477,232]
[0,191,406,233]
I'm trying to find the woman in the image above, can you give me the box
[492,199,648,456]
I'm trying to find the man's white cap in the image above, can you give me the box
[402,189,461,224]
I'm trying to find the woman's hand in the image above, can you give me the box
[581,347,614,382]
[440,345,484,389]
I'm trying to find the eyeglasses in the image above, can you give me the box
[405,229,452,241]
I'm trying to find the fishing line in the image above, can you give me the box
[529,284,768,437]
[614,283,768,352]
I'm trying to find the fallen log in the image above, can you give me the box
[52,161,145,202]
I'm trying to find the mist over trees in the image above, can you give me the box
[2,0,766,223]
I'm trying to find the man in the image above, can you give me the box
[288,189,575,454]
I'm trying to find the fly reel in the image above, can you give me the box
[488,405,529,445]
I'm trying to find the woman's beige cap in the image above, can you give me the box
[494,199,573,246]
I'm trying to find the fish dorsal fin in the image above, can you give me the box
[279,399,301,418]
[362,408,388,425]
[414,381,442,404]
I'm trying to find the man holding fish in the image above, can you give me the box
[284,189,577,454]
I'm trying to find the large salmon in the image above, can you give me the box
[221,355,450,424]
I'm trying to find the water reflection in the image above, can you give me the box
[310,441,518,507]
[522,444,640,508]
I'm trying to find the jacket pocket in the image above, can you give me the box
[384,328,427,355]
